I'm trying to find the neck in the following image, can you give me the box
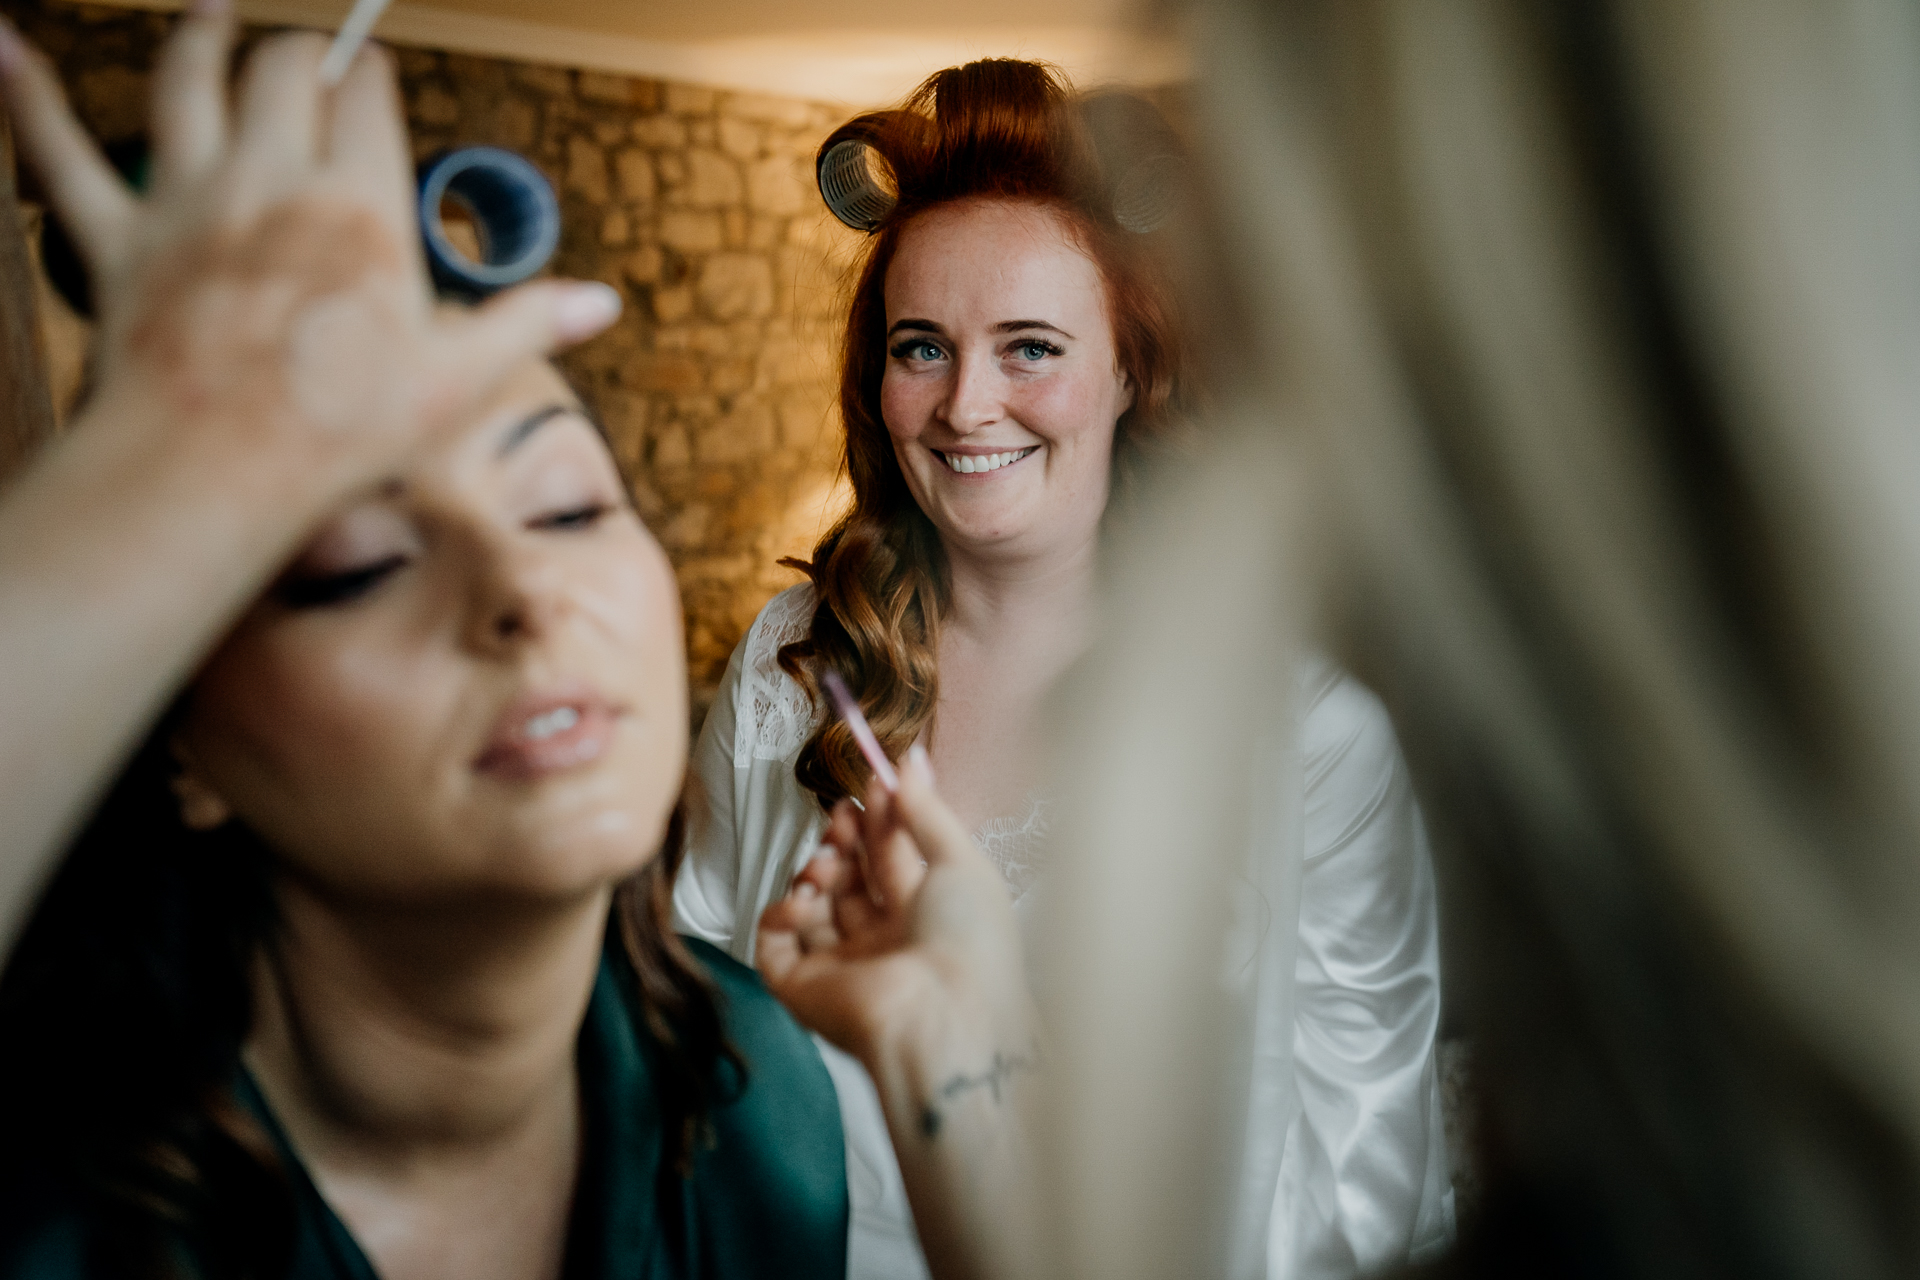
[938,527,1101,657]
[246,880,609,1158]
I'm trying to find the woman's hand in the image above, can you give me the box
[0,6,620,952]
[757,746,1033,1086]
[0,3,618,488]
[757,748,1047,1280]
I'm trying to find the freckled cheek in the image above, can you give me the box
[880,370,937,448]
[1016,374,1118,452]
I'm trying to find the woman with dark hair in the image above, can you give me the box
[0,11,1031,1280]
[674,58,1455,1279]
[0,353,849,1279]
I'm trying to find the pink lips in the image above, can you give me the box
[473,692,619,781]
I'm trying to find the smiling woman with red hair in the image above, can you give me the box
[674,57,1456,1280]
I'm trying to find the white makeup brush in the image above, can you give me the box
[318,0,393,85]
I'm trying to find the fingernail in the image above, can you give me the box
[553,281,622,340]
[794,881,818,900]
[907,742,933,784]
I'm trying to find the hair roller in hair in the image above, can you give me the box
[417,147,561,298]
[817,135,897,232]
[1110,153,1187,234]
[1078,91,1188,235]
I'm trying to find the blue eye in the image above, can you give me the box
[890,339,946,362]
[1014,340,1061,361]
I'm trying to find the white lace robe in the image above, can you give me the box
[672,585,1457,1279]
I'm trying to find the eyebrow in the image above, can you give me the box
[885,319,1077,340]
[992,320,1075,339]
[497,404,575,457]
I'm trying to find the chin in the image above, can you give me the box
[942,516,1041,554]
[475,803,673,902]
[476,735,680,874]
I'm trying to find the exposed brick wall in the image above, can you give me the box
[2,0,864,721]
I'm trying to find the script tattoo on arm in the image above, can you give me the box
[918,1045,1041,1139]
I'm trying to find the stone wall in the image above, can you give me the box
[1,0,864,719]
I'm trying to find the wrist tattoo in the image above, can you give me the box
[918,1045,1041,1140]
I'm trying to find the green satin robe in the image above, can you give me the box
[1,936,848,1280]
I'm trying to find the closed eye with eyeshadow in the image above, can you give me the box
[275,499,616,611]
[276,556,411,609]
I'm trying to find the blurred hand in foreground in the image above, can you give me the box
[0,5,620,944]
[758,746,1047,1280]
[0,3,619,486]
[757,746,1032,1080]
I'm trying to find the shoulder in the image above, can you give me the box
[1300,657,1402,789]
[728,585,820,766]
[1299,659,1413,861]
[685,936,834,1099]
[741,584,817,670]
[0,1167,96,1280]
[680,938,847,1266]
[685,936,799,1037]
[0,1220,88,1280]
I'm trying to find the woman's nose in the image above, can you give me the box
[940,354,1003,435]
[488,602,533,644]
[464,543,568,655]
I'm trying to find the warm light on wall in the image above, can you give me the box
[73,0,1187,107]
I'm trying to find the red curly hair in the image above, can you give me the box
[779,59,1190,808]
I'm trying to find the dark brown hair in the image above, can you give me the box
[780,59,1191,807]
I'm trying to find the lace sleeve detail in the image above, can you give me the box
[974,796,1049,899]
[733,584,822,769]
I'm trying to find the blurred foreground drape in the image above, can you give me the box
[1033,1,1920,1276]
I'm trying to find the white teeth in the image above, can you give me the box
[941,447,1034,474]
[524,706,580,740]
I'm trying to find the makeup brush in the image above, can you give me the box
[820,670,899,793]
[318,0,393,84]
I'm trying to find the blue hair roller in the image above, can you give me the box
[417,147,561,298]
